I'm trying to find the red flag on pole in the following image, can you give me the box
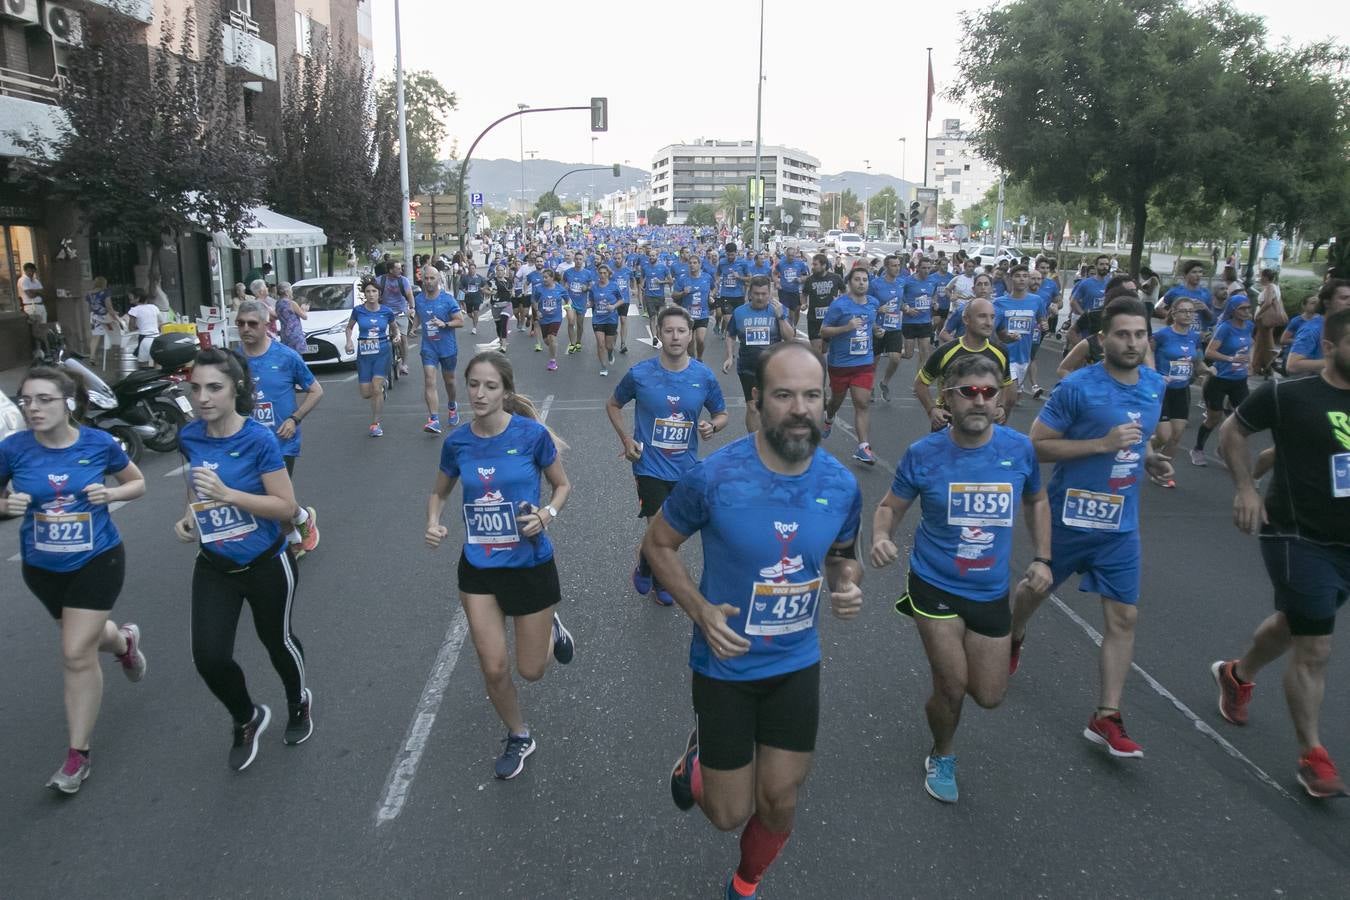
[926,56,935,122]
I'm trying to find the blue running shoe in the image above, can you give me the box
[654,587,675,606]
[551,613,575,665]
[446,405,461,427]
[924,752,959,803]
[423,415,441,434]
[369,423,383,438]
[853,443,876,465]
[669,728,699,811]
[821,418,833,439]
[494,732,536,780]
[632,565,653,597]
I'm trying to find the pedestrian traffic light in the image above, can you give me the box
[909,201,921,230]
[612,163,621,177]
[980,216,990,228]
[590,97,608,132]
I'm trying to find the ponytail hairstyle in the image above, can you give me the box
[21,365,88,422]
[193,347,256,416]
[463,351,569,451]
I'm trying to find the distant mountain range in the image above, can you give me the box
[455,158,918,207]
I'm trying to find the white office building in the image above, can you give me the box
[599,183,655,228]
[924,119,1001,218]
[650,141,821,230]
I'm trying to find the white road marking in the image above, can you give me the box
[375,393,555,825]
[165,463,189,478]
[1047,593,1296,802]
[7,552,18,563]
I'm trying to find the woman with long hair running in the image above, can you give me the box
[175,349,311,772]
[425,351,575,779]
[2,366,147,793]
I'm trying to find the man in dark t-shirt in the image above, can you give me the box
[802,252,846,355]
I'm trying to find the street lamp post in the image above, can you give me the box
[863,160,870,240]
[517,103,528,231]
[590,136,598,214]
[751,0,765,254]
[394,0,413,266]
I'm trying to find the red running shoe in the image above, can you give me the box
[1211,659,1253,725]
[1297,747,1347,799]
[1083,712,1144,758]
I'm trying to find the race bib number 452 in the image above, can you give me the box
[745,578,822,636]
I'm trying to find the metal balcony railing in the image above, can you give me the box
[0,66,61,104]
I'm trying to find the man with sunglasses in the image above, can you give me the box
[1009,297,1171,758]
[872,354,1051,802]
[236,299,323,558]
[915,298,1012,432]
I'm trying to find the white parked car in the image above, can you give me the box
[291,276,362,367]
[823,229,843,249]
[836,233,866,255]
[970,245,1024,266]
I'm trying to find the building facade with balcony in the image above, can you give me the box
[599,183,653,229]
[649,140,821,231]
[924,118,1000,219]
[0,0,363,366]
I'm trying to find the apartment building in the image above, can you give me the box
[924,118,1000,218]
[649,140,821,231]
[0,0,368,365]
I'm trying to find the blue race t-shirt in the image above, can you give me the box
[728,301,790,374]
[639,260,671,298]
[438,415,558,569]
[459,273,485,298]
[1071,276,1108,312]
[349,305,398,356]
[535,285,567,325]
[822,295,879,368]
[0,427,130,572]
[869,274,907,331]
[1212,320,1254,380]
[902,274,944,325]
[589,281,623,325]
[1151,327,1199,390]
[562,266,596,310]
[1038,364,1165,535]
[675,271,715,320]
[1290,315,1324,361]
[610,265,632,302]
[244,340,315,457]
[661,436,863,681]
[1161,284,1212,311]
[717,258,749,299]
[995,294,1044,365]
[891,426,1041,600]
[179,417,287,565]
[415,289,463,359]
[777,258,809,294]
[613,358,726,482]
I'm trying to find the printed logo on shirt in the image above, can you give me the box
[759,521,805,580]
[1330,411,1350,450]
[43,473,74,512]
[955,526,996,576]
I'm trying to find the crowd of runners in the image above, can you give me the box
[4,221,1348,900]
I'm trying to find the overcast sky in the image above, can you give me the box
[370,0,1331,178]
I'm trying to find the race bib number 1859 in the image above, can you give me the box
[947,483,1013,527]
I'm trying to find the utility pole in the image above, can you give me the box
[394,0,413,266]
[922,47,932,188]
[517,103,529,232]
[751,0,765,254]
[993,173,1006,257]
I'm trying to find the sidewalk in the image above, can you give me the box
[1,353,121,398]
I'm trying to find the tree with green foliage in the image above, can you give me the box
[718,186,747,223]
[952,0,1265,274]
[869,187,899,230]
[376,70,457,197]
[838,190,861,229]
[686,203,718,227]
[19,5,266,284]
[534,191,564,216]
[646,206,669,226]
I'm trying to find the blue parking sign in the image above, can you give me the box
[470,192,483,208]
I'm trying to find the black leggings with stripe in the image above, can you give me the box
[191,550,305,724]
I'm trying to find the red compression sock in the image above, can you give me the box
[735,814,791,891]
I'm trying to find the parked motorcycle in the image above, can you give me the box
[62,357,155,463]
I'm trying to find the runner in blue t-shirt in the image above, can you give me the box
[609,257,634,354]
[1069,255,1111,316]
[426,351,574,780]
[646,342,863,900]
[775,246,810,331]
[869,255,908,402]
[237,298,323,558]
[994,265,1048,412]
[1288,279,1350,375]
[715,243,750,334]
[673,256,715,361]
[345,281,401,437]
[532,269,567,372]
[3,365,148,793]
[724,276,795,433]
[872,353,1051,803]
[901,258,944,369]
[1148,297,1208,483]
[588,264,625,374]
[1009,298,1170,759]
[175,348,312,770]
[608,307,729,606]
[377,261,415,376]
[413,265,466,433]
[1158,261,1213,318]
[638,247,674,340]
[1194,296,1255,466]
[562,252,595,356]
[459,263,486,335]
[821,267,883,464]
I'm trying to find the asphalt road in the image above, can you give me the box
[2,314,1347,899]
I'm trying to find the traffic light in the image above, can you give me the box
[590,97,608,132]
[980,216,990,228]
[909,201,921,230]
[612,163,620,177]
[408,200,421,222]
